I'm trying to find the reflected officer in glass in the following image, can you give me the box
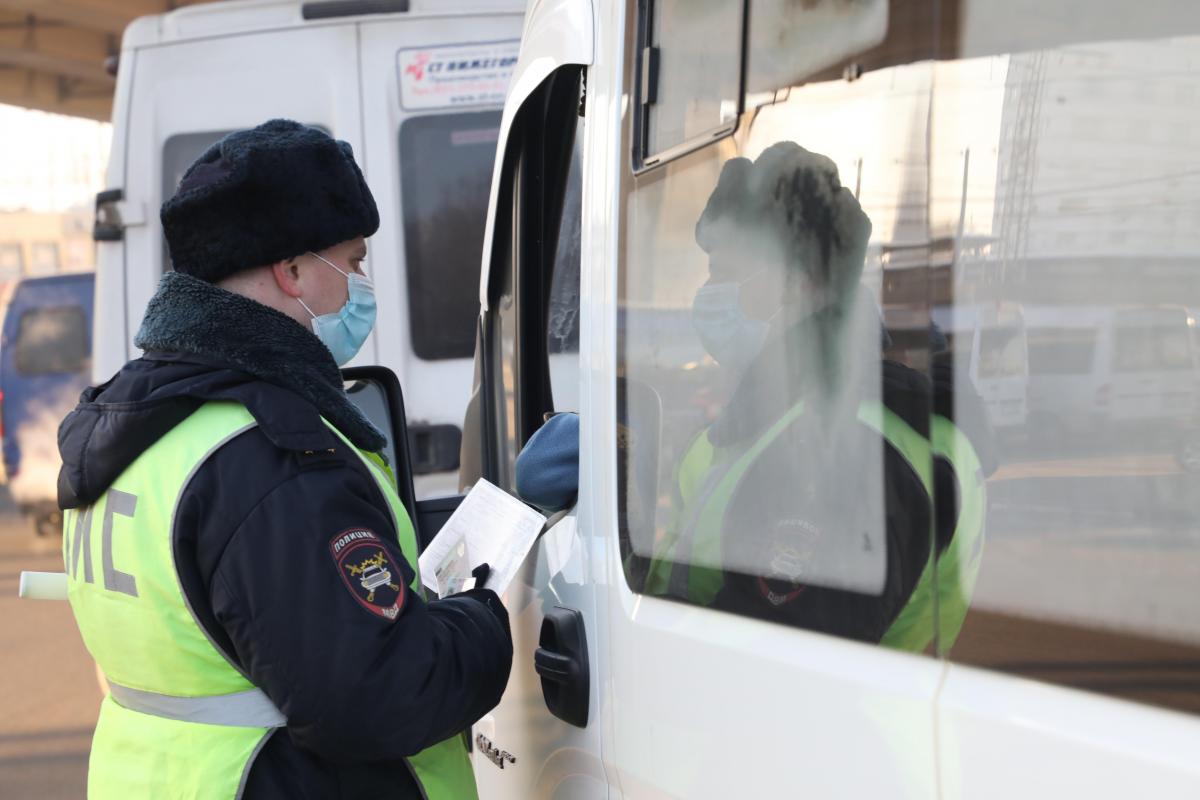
[639,142,996,650]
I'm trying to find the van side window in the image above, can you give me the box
[635,0,742,167]
[15,306,89,376]
[618,1,940,649]
[936,0,1200,715]
[483,70,584,490]
[619,0,1200,716]
[400,111,502,361]
[546,139,582,412]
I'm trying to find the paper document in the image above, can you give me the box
[418,479,546,597]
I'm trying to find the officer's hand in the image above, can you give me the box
[450,565,509,635]
[471,562,491,590]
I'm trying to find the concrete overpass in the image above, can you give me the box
[0,0,220,121]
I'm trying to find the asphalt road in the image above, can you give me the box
[0,490,99,799]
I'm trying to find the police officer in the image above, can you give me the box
[57,120,512,799]
[639,142,994,650]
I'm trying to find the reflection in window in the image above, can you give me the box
[546,136,582,413]
[935,2,1200,713]
[1113,322,1192,372]
[619,3,947,648]
[618,0,1200,717]
[1027,328,1096,375]
[977,328,1026,378]
[491,196,518,492]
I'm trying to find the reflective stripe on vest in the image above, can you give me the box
[65,401,477,800]
[107,682,286,728]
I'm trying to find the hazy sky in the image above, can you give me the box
[0,104,112,214]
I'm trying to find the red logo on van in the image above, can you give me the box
[405,52,432,81]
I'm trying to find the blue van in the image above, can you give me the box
[0,273,94,535]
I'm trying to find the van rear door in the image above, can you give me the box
[358,9,522,497]
[105,18,363,378]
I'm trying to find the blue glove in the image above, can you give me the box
[515,412,579,512]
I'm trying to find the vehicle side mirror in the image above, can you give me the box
[342,365,419,534]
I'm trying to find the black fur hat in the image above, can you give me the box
[161,119,379,283]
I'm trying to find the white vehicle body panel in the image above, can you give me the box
[475,0,1200,798]
[939,663,1200,798]
[477,0,593,312]
[470,1,601,795]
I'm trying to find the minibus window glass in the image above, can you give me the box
[15,306,89,376]
[1114,324,1192,372]
[490,163,520,491]
[618,1,939,649]
[638,0,742,163]
[931,0,1200,714]
[400,111,502,360]
[1027,328,1096,375]
[977,328,1025,377]
[546,135,582,412]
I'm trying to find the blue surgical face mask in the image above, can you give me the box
[297,251,376,366]
[692,279,770,369]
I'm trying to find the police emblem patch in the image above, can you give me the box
[329,529,405,621]
[756,517,820,607]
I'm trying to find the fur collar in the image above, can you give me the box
[134,271,386,452]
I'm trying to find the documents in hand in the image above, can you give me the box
[418,479,546,598]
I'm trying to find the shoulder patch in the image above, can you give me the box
[329,528,405,621]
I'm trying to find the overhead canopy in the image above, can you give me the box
[0,0,219,121]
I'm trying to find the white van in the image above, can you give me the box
[91,0,524,497]
[444,0,1200,796]
[1024,305,1197,443]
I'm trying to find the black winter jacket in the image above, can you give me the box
[57,273,512,798]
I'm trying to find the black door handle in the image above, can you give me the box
[534,606,589,728]
[533,648,574,682]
